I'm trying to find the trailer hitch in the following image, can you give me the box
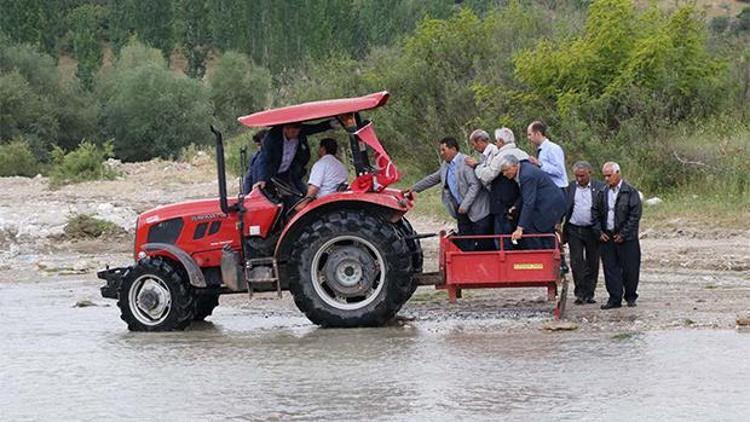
[405,232,438,240]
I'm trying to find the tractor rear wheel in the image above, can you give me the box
[193,293,220,321]
[117,257,194,331]
[396,217,423,296]
[284,209,414,327]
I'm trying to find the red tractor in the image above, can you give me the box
[98,92,425,331]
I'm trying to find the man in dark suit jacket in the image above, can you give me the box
[564,161,606,304]
[498,155,566,250]
[592,162,642,309]
[253,120,335,194]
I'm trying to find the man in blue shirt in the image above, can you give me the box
[526,121,568,190]
[526,120,570,271]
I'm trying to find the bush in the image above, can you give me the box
[48,141,118,187]
[63,214,125,239]
[97,40,213,161]
[0,138,42,177]
[208,51,272,134]
[513,0,728,137]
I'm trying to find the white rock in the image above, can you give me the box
[544,321,579,331]
[97,202,115,212]
[645,197,663,206]
[72,260,91,272]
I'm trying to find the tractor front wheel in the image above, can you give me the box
[284,209,414,327]
[117,257,194,331]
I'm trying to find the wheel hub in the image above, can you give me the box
[133,278,171,322]
[323,246,376,297]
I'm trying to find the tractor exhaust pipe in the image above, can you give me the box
[211,125,231,215]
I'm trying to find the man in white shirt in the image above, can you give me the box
[294,138,348,212]
[592,162,642,309]
[564,161,605,304]
[466,129,498,168]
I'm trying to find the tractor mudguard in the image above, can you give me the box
[274,191,410,260]
[142,243,207,288]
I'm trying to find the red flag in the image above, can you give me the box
[353,123,400,191]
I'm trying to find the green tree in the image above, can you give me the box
[97,40,213,161]
[0,0,60,55]
[514,0,727,137]
[174,0,212,78]
[68,4,105,89]
[108,0,174,58]
[0,43,97,155]
[208,51,272,133]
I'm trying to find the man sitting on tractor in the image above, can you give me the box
[252,119,337,195]
[241,129,268,195]
[294,138,349,212]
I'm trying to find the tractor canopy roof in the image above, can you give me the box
[237,91,389,128]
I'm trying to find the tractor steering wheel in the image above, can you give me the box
[270,177,304,198]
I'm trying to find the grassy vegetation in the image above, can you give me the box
[0,138,43,177]
[1,0,748,227]
[49,141,119,188]
[63,214,125,239]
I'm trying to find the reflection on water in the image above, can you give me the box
[1,280,749,422]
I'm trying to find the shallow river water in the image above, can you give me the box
[1,279,749,422]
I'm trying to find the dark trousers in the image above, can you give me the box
[567,224,600,299]
[600,237,641,304]
[520,226,556,250]
[493,212,515,250]
[456,213,493,251]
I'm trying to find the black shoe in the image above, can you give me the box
[574,298,584,305]
[626,300,637,307]
[585,297,597,304]
[601,302,621,310]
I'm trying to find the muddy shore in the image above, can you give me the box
[1,158,748,333]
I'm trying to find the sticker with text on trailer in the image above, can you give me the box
[513,263,544,270]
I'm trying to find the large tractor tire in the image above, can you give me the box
[193,293,220,321]
[117,257,194,331]
[284,209,414,328]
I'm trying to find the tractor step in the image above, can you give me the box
[245,257,281,300]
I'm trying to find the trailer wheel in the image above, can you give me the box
[284,209,414,327]
[117,257,194,331]
[193,293,219,321]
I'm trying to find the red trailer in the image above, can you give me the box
[416,232,569,319]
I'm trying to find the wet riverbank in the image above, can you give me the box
[1,279,749,421]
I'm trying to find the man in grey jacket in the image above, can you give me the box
[466,127,530,249]
[405,137,491,250]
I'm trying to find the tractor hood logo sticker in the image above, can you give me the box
[191,213,227,222]
[513,263,544,270]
